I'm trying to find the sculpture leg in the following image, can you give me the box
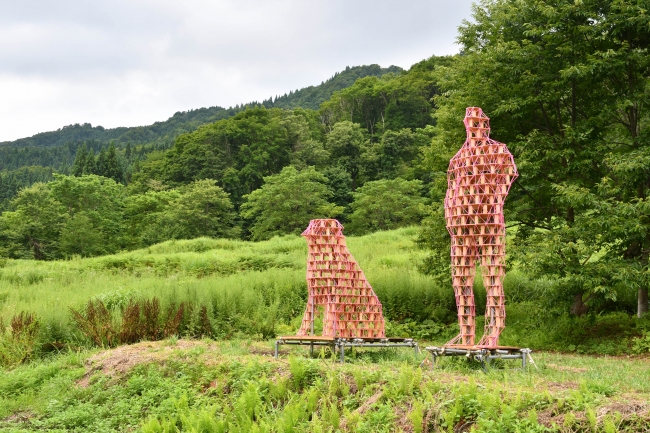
[297,299,315,336]
[446,236,477,346]
[478,225,506,348]
[323,301,337,338]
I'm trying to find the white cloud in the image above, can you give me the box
[0,0,473,142]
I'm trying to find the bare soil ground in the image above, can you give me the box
[77,339,206,387]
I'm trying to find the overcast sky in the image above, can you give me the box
[0,0,474,142]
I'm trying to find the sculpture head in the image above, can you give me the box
[464,107,490,140]
[302,219,344,239]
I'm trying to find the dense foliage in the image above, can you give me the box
[418,0,650,318]
[0,166,54,212]
[0,175,239,258]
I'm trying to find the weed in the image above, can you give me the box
[0,312,40,367]
[631,331,650,354]
[119,300,142,344]
[409,400,425,433]
[142,297,161,340]
[70,300,118,347]
[162,302,185,338]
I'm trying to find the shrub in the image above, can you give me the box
[70,300,118,347]
[70,297,189,347]
[0,311,41,368]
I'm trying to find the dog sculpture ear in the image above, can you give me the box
[301,220,315,237]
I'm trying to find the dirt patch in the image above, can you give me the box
[537,408,566,428]
[77,339,205,387]
[597,402,648,418]
[355,388,384,414]
[394,402,414,433]
[537,402,648,429]
[344,373,359,395]
[424,371,472,385]
[247,347,276,357]
[544,381,580,392]
[1,411,35,425]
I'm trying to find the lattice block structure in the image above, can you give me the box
[297,219,385,339]
[444,107,518,348]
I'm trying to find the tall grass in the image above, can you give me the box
[1,226,647,365]
[1,228,459,360]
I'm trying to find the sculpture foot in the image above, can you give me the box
[444,334,474,347]
[477,334,499,348]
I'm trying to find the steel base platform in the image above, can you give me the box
[424,345,532,370]
[275,336,419,362]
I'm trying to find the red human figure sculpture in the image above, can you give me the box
[297,219,385,339]
[444,107,518,348]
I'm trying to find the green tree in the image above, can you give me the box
[0,183,65,259]
[326,121,368,190]
[123,189,180,248]
[318,59,447,136]
[363,127,434,181]
[83,150,96,175]
[322,166,353,211]
[162,179,239,240]
[240,166,343,241]
[71,144,88,177]
[103,143,124,183]
[422,0,650,316]
[49,175,125,256]
[162,107,311,206]
[347,178,426,234]
[59,212,104,257]
[96,148,107,178]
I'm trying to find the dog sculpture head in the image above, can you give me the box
[301,219,344,239]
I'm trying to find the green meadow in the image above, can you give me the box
[1,227,649,432]
[1,227,646,357]
[0,227,449,342]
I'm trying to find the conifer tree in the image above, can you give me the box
[83,151,96,175]
[103,143,123,183]
[71,144,87,177]
[96,148,107,178]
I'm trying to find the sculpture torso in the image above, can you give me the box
[445,114,517,235]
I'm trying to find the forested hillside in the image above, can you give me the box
[0,65,401,208]
[266,64,403,110]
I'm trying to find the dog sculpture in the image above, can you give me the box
[297,219,385,339]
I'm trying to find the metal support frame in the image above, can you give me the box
[275,339,334,359]
[424,346,532,371]
[275,337,419,363]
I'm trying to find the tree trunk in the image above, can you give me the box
[638,287,649,318]
[570,293,589,316]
